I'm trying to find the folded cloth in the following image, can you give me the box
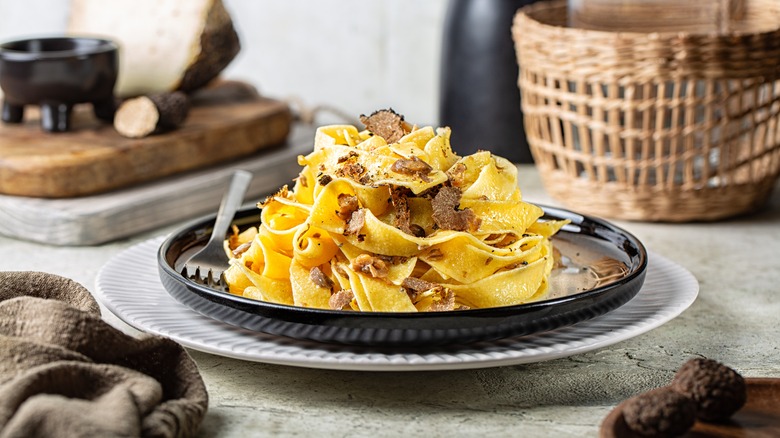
[0,271,208,438]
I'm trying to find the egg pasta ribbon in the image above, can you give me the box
[224,113,568,312]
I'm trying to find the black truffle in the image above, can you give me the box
[671,358,747,422]
[623,387,697,437]
[359,108,410,144]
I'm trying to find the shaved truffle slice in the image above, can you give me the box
[391,156,434,182]
[401,277,456,311]
[623,387,697,437]
[401,277,438,293]
[337,194,359,221]
[329,289,354,310]
[403,278,430,301]
[351,254,389,278]
[671,358,747,422]
[429,288,456,312]
[344,209,366,237]
[431,186,480,232]
[318,174,332,186]
[446,162,467,188]
[335,162,367,183]
[334,151,368,183]
[402,277,452,306]
[309,267,334,289]
[391,188,423,236]
[359,108,411,144]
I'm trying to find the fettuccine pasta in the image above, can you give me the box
[224,110,568,312]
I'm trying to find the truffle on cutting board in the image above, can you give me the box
[68,0,240,97]
[114,92,190,138]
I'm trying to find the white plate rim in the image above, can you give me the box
[94,237,698,371]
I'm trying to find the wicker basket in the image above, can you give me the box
[513,0,780,221]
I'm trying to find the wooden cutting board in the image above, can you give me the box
[0,124,315,246]
[0,81,292,198]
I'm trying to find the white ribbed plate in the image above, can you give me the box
[95,237,698,371]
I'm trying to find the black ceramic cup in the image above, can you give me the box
[0,36,118,132]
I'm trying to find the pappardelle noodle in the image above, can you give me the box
[223,110,568,312]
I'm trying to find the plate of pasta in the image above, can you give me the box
[157,110,648,346]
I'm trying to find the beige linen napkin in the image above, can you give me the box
[0,271,208,438]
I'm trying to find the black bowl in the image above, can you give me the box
[158,206,647,346]
[0,36,118,132]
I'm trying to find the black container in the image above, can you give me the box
[0,36,118,132]
[439,0,538,163]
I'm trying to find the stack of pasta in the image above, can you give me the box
[223,110,567,312]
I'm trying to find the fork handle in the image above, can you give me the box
[206,170,253,246]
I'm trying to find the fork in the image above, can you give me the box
[180,169,253,287]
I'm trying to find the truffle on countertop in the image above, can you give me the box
[671,358,747,423]
[622,387,697,437]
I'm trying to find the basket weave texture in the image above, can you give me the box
[513,0,780,221]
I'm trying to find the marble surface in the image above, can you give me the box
[1,165,779,437]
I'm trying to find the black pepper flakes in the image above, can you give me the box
[319,174,332,185]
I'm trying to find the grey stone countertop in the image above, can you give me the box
[2,165,779,437]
